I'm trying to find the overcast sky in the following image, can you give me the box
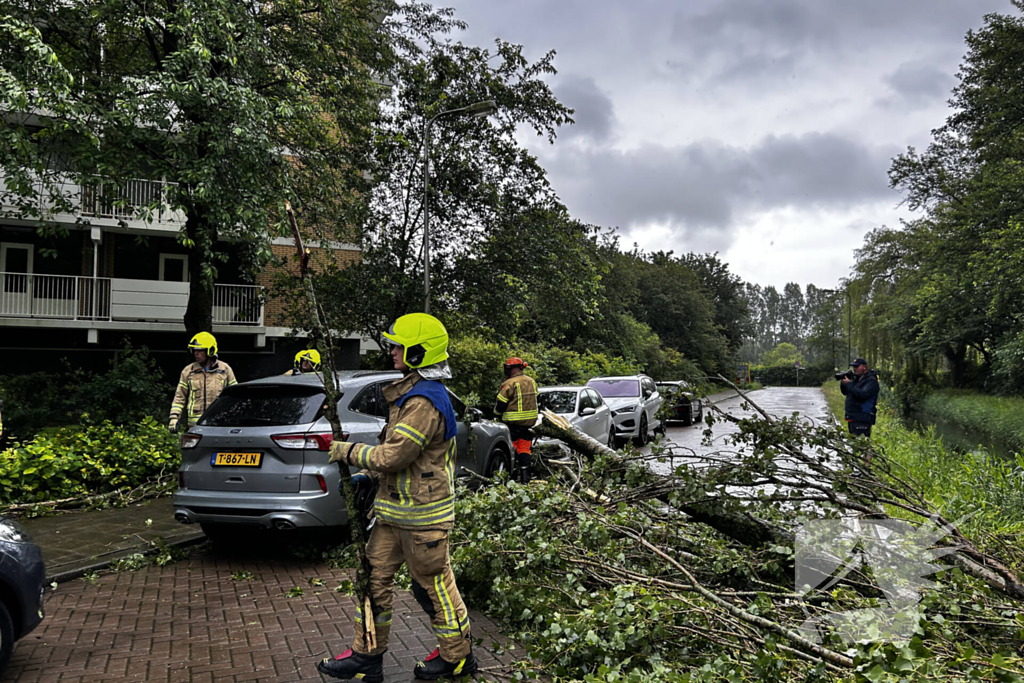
[440,0,1011,289]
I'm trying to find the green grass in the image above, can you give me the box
[920,389,1024,454]
[821,381,1024,563]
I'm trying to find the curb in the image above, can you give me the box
[45,532,208,584]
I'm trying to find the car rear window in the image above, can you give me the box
[198,385,328,427]
[538,391,577,414]
[588,379,639,398]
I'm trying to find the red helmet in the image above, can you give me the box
[504,357,527,369]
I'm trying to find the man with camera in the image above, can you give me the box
[838,358,879,437]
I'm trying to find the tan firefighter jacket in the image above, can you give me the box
[329,371,457,531]
[495,374,538,426]
[169,360,238,427]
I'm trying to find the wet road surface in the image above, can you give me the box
[645,386,834,475]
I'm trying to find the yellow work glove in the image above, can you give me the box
[328,441,356,465]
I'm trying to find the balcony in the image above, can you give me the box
[0,273,262,327]
[1,174,186,232]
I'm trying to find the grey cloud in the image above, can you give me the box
[552,76,616,143]
[543,133,897,239]
[879,62,956,109]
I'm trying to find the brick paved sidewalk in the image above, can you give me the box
[3,548,523,682]
[18,498,204,582]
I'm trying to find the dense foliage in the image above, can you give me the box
[0,342,171,439]
[847,2,1024,395]
[450,412,1024,682]
[1,0,395,333]
[0,416,179,505]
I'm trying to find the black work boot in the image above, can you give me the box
[413,647,478,680]
[518,466,532,484]
[317,648,384,682]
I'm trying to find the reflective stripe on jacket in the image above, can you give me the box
[169,361,238,426]
[330,371,457,531]
[495,374,538,425]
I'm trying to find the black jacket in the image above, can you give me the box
[840,370,880,424]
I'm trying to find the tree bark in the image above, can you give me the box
[943,344,967,388]
[183,207,215,336]
[534,410,792,548]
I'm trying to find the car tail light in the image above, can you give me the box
[272,432,347,451]
[316,474,327,494]
[180,433,202,449]
[178,472,185,489]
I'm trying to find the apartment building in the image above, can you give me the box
[0,175,369,380]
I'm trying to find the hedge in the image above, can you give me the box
[0,416,180,505]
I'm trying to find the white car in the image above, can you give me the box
[586,375,663,446]
[537,386,615,448]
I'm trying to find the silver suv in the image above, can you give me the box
[172,371,513,538]
[586,375,663,446]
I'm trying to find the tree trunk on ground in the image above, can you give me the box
[184,208,215,336]
[534,410,792,548]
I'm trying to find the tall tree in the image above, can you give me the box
[1,0,394,333]
[318,32,579,346]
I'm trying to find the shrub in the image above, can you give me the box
[0,341,171,439]
[0,416,180,505]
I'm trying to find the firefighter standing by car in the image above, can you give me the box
[168,332,237,433]
[493,357,539,484]
[319,313,477,682]
[283,348,321,375]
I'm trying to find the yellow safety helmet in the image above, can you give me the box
[294,348,322,371]
[188,331,218,357]
[382,313,449,369]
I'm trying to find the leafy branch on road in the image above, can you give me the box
[453,393,1024,681]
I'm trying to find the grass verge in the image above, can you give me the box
[821,381,1024,561]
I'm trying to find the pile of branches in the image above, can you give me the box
[451,388,1024,682]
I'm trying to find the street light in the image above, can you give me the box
[422,99,498,314]
[821,287,852,365]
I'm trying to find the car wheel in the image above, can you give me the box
[485,445,512,480]
[607,427,617,450]
[633,414,649,447]
[695,401,704,424]
[0,598,13,675]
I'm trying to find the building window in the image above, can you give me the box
[159,254,188,282]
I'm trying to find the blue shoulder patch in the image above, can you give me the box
[395,380,458,441]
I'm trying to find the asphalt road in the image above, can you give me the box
[644,386,833,475]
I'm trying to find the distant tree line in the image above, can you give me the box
[738,283,849,370]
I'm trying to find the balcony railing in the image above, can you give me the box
[0,273,111,320]
[213,284,264,325]
[0,173,186,226]
[0,273,263,326]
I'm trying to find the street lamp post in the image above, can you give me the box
[422,99,497,314]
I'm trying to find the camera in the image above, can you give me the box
[834,370,854,381]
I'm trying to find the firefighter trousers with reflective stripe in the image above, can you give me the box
[353,522,471,662]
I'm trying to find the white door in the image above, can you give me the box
[0,243,34,316]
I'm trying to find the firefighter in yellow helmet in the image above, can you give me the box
[493,357,539,483]
[168,332,238,433]
[319,313,476,682]
[283,348,321,375]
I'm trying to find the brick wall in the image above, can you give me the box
[257,244,361,328]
